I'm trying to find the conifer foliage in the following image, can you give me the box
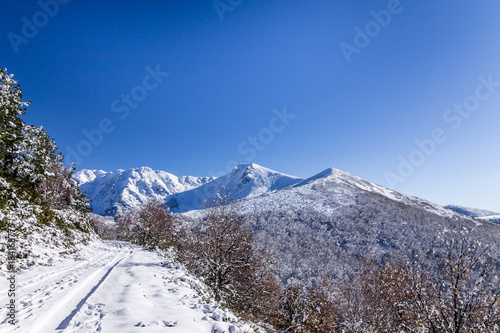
[0,68,94,267]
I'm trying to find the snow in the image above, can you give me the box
[165,163,303,213]
[75,163,480,227]
[73,168,216,216]
[477,215,500,226]
[445,205,500,218]
[0,241,262,333]
[75,164,303,215]
[225,166,463,221]
[444,205,500,226]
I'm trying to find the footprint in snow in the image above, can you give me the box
[114,306,132,316]
[134,320,177,327]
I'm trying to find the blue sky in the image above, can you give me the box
[1,0,499,212]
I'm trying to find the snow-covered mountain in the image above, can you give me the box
[232,167,459,218]
[166,163,303,213]
[74,164,496,226]
[71,164,500,286]
[73,167,215,215]
[223,168,500,285]
[445,204,499,218]
[446,205,500,225]
[74,164,302,215]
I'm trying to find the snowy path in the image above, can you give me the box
[0,241,256,333]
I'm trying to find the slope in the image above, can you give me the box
[223,168,500,285]
[166,163,303,213]
[236,167,458,218]
[445,204,500,218]
[446,204,500,225]
[74,167,215,216]
[0,241,263,333]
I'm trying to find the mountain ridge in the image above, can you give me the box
[74,164,497,229]
[73,167,216,215]
[446,204,500,226]
[73,163,500,286]
[166,163,303,213]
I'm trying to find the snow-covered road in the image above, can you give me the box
[0,241,257,333]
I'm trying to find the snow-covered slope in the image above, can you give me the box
[73,167,215,215]
[445,205,500,218]
[478,215,500,225]
[0,241,263,332]
[166,163,303,213]
[198,167,500,285]
[445,205,500,226]
[74,163,499,233]
[233,167,460,218]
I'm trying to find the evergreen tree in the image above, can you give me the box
[0,68,32,203]
[0,67,93,242]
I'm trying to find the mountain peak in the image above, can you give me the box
[138,166,153,173]
[165,164,303,213]
[234,162,258,169]
[231,163,268,174]
[293,167,342,187]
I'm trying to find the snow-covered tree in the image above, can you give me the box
[115,199,174,249]
[0,68,90,212]
[0,68,94,267]
[0,68,32,204]
[179,195,280,319]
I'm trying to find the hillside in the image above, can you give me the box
[215,168,500,285]
[166,163,303,213]
[0,68,95,269]
[73,168,215,215]
[0,240,263,332]
[446,205,500,225]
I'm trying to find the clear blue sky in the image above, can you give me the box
[1,0,499,212]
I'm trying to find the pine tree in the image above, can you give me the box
[0,68,93,248]
[0,68,32,202]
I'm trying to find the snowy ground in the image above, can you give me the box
[0,241,260,333]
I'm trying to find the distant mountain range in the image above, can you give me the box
[74,164,498,226]
[73,167,215,215]
[74,163,500,285]
[74,164,303,215]
[446,205,500,225]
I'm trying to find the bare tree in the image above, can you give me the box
[186,195,254,301]
[319,227,500,333]
[407,228,500,333]
[181,194,280,318]
[115,211,136,242]
[115,199,174,250]
[90,214,116,240]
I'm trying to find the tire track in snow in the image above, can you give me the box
[10,250,112,293]
[55,256,124,330]
[0,244,125,328]
[29,249,132,333]
[1,241,128,304]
